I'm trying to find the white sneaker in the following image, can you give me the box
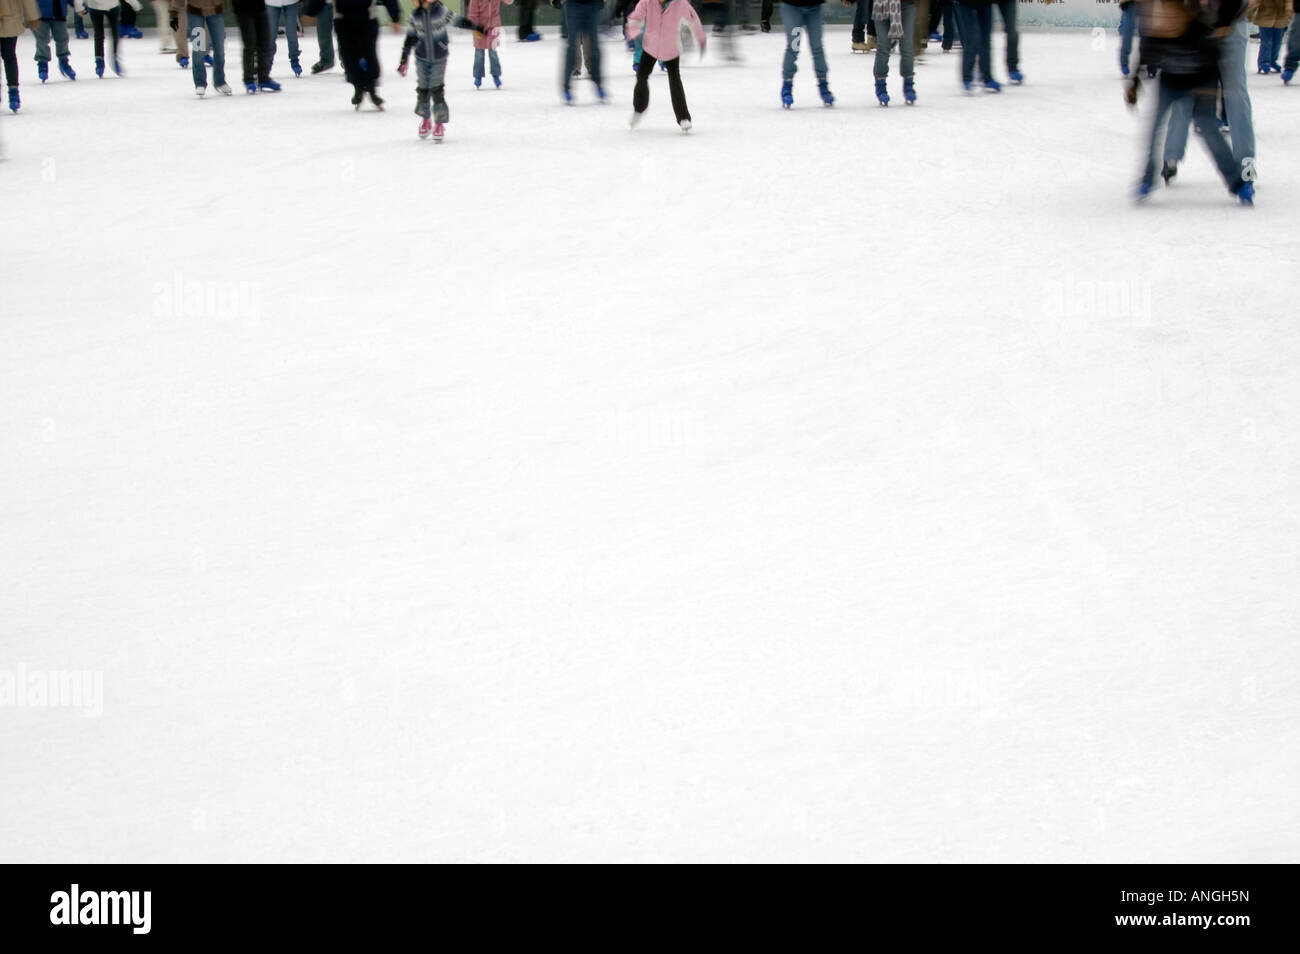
[679,119,692,133]
[216,83,232,96]
[195,85,206,96]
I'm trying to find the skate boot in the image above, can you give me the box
[494,75,501,88]
[629,110,641,128]
[679,118,691,132]
[1236,182,1255,206]
[903,75,916,104]
[368,89,384,109]
[259,77,282,91]
[95,56,105,77]
[875,78,889,106]
[113,56,122,75]
[246,80,257,93]
[291,57,302,77]
[38,61,48,82]
[351,86,364,108]
[432,121,445,141]
[983,78,1001,92]
[1160,161,1177,185]
[780,79,792,108]
[216,83,231,95]
[818,80,834,106]
[58,56,76,80]
[852,40,869,53]
[474,76,482,88]
[7,87,18,112]
[418,116,432,138]
[1008,69,1023,85]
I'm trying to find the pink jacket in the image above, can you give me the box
[625,0,706,64]
[467,0,512,50]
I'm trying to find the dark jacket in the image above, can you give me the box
[1138,0,1245,88]
[305,0,400,19]
[402,1,454,61]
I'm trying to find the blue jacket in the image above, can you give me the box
[37,0,71,19]
[403,2,454,62]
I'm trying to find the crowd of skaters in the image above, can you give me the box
[0,0,1294,201]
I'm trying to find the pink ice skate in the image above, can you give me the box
[432,121,445,142]
[419,117,432,139]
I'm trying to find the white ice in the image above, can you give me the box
[1,25,1298,862]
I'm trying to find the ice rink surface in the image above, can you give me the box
[2,25,1298,862]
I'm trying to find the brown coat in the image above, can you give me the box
[1251,0,1291,28]
[170,0,225,16]
[0,0,40,38]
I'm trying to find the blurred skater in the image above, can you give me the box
[2,0,40,110]
[398,0,481,138]
[1128,0,1253,204]
[561,0,604,101]
[235,0,278,91]
[779,0,833,107]
[467,0,510,86]
[302,0,402,109]
[872,0,916,105]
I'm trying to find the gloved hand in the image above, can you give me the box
[1124,74,1140,108]
[397,60,408,76]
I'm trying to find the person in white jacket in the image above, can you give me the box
[74,0,136,76]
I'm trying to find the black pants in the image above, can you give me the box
[121,2,136,27]
[236,10,271,83]
[633,53,688,122]
[517,0,537,38]
[90,8,120,60]
[337,17,379,92]
[0,36,17,87]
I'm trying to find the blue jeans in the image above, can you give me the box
[1118,5,1135,73]
[1286,15,1299,72]
[953,2,990,84]
[316,2,335,67]
[781,3,827,82]
[873,6,916,79]
[187,11,227,87]
[267,3,301,70]
[993,0,1016,71]
[1143,81,1239,191]
[1163,19,1254,174]
[473,47,501,80]
[563,0,603,89]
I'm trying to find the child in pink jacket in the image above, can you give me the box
[466,0,511,88]
[625,0,705,131]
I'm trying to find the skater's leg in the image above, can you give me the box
[32,22,52,65]
[586,2,603,86]
[562,3,577,88]
[913,0,928,52]
[954,3,976,82]
[871,14,888,78]
[255,9,271,81]
[186,11,206,84]
[107,7,119,61]
[473,47,484,80]
[1286,15,1300,73]
[975,5,992,80]
[1141,81,1179,187]
[237,12,255,84]
[0,36,16,86]
[91,10,104,60]
[804,4,826,81]
[780,3,803,80]
[632,51,654,113]
[1191,87,1243,191]
[316,1,335,68]
[208,14,226,86]
[1162,95,1192,166]
[852,0,866,44]
[489,48,500,78]
[900,4,916,76]
[364,17,379,89]
[52,20,70,60]
[266,5,280,70]
[285,2,301,64]
[431,58,447,120]
[664,55,689,121]
[1219,18,1255,171]
[995,0,1017,73]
